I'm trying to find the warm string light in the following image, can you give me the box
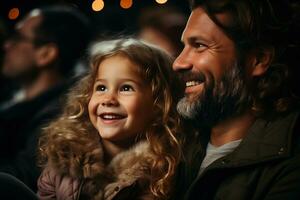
[120,0,133,9]
[7,1,171,17]
[8,8,20,20]
[88,0,169,12]
[155,0,168,4]
[92,0,105,12]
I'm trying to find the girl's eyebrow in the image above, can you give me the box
[94,78,106,82]
[94,78,143,85]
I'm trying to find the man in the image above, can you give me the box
[173,0,300,199]
[0,5,91,191]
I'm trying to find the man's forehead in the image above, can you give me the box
[181,7,216,41]
[196,7,234,27]
[181,7,234,41]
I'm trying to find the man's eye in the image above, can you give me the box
[120,85,134,92]
[95,85,106,92]
[194,42,206,49]
[189,39,207,50]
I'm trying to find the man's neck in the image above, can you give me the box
[210,111,255,147]
[23,70,63,100]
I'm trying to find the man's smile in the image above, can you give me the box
[181,72,206,95]
[186,80,202,87]
[185,80,204,94]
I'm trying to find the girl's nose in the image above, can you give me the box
[101,95,119,107]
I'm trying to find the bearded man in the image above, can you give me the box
[173,0,300,199]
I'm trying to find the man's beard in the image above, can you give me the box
[177,63,252,128]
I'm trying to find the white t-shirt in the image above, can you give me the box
[199,139,242,175]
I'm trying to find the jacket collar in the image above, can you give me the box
[209,110,299,168]
[183,110,299,199]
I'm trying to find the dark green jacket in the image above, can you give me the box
[179,110,300,200]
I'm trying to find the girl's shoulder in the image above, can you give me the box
[37,166,82,200]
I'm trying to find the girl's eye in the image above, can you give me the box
[120,84,134,92]
[95,85,106,92]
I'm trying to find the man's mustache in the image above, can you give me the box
[176,70,206,84]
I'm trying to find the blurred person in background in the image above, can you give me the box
[0,17,14,104]
[0,5,91,191]
[138,6,187,57]
[0,17,6,64]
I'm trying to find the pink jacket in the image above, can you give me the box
[37,141,155,200]
[37,167,82,200]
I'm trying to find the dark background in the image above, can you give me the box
[0,0,190,36]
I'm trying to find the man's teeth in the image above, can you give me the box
[186,81,201,87]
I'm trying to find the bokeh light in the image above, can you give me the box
[92,0,104,12]
[155,0,168,4]
[120,0,133,9]
[8,8,20,20]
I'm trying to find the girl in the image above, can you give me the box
[37,38,182,200]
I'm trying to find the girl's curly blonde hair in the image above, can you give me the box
[39,38,183,199]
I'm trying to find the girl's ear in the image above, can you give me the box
[249,47,274,77]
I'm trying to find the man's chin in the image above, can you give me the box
[184,92,201,103]
[176,96,200,119]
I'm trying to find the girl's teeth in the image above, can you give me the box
[102,114,123,119]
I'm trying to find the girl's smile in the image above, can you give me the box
[88,54,154,144]
[98,112,127,124]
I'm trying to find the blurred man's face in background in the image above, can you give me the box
[139,27,177,57]
[2,13,42,82]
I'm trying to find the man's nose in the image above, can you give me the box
[172,48,193,71]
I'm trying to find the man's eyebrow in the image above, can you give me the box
[186,36,208,44]
[181,31,210,43]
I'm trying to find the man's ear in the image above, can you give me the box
[35,43,59,67]
[249,47,274,76]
